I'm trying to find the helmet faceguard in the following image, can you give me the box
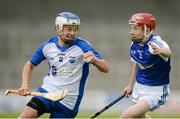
[55,12,80,44]
[129,13,156,38]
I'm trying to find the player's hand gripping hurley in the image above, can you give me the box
[5,89,68,102]
[90,93,125,118]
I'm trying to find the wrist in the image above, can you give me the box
[22,83,29,87]
[129,82,134,87]
[92,58,97,65]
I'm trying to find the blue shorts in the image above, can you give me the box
[31,87,78,118]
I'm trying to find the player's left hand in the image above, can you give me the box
[83,51,96,64]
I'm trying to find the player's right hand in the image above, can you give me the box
[18,85,31,96]
[83,51,96,64]
[123,85,133,97]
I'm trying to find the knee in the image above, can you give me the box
[120,111,130,119]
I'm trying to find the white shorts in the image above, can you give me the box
[132,82,170,111]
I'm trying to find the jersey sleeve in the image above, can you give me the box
[84,41,103,60]
[150,36,170,49]
[149,35,170,61]
[76,39,103,60]
[29,42,46,66]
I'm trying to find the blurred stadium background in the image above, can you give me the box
[0,0,180,118]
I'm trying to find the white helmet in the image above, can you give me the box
[55,12,80,32]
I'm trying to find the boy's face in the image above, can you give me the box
[129,25,145,43]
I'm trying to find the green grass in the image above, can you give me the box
[0,112,180,118]
[78,112,180,118]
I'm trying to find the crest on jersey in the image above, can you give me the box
[69,56,76,63]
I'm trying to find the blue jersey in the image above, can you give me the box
[130,35,171,86]
[30,36,102,111]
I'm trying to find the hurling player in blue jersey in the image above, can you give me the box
[17,12,109,118]
[120,13,172,118]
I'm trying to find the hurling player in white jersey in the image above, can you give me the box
[17,12,109,118]
[120,13,172,118]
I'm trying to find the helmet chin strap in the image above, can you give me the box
[61,38,74,44]
[60,34,77,45]
[140,25,154,44]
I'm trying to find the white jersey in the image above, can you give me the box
[30,36,102,110]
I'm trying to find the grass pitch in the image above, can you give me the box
[0,112,180,118]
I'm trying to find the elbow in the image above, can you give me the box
[169,50,172,56]
[104,67,109,73]
[100,66,109,73]
[103,61,109,73]
[166,50,172,57]
[161,48,172,57]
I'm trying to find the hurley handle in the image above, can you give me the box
[4,89,36,96]
[5,89,19,95]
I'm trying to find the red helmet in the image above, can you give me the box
[129,13,156,30]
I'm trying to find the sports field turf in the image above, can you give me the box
[0,112,180,118]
